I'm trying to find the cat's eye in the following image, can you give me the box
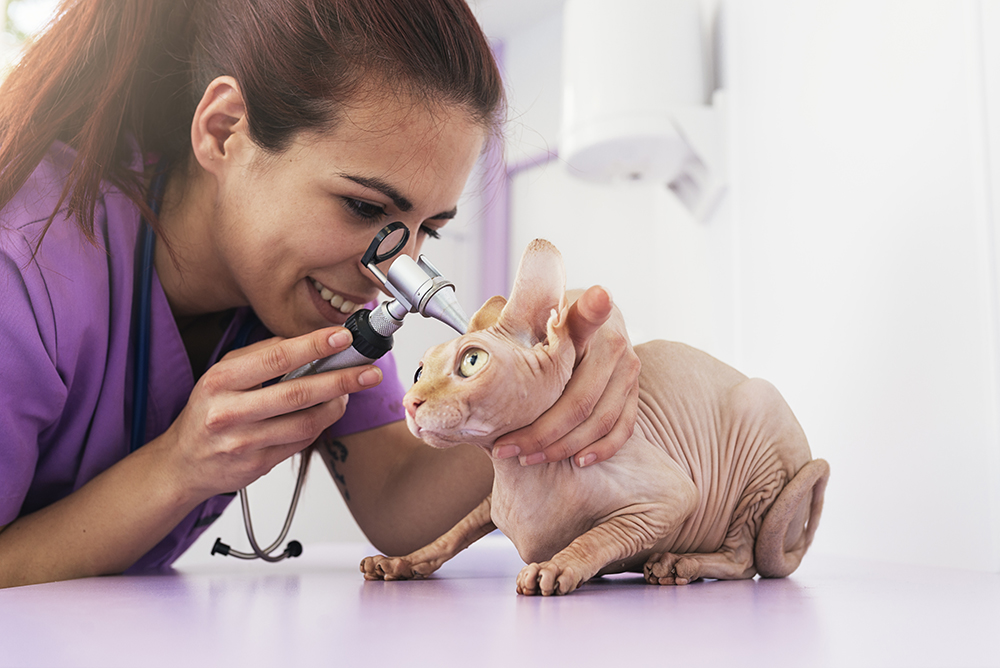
[414,365,423,384]
[458,348,489,378]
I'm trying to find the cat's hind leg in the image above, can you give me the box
[643,520,757,585]
[361,495,495,580]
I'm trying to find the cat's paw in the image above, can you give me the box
[360,555,426,581]
[516,561,585,596]
[643,552,701,586]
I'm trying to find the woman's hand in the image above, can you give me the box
[491,286,640,468]
[152,327,382,502]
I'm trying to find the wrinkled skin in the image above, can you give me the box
[361,240,829,595]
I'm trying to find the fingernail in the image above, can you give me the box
[329,329,352,348]
[492,444,521,459]
[358,367,382,386]
[577,453,597,467]
[519,452,546,466]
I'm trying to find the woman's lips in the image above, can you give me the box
[306,278,366,324]
[312,278,360,314]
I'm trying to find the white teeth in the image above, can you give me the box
[312,279,360,315]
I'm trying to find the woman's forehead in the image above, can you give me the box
[294,98,482,166]
[285,102,484,206]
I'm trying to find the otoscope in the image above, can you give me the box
[281,221,469,381]
[212,221,470,562]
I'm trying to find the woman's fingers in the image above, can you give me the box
[168,325,385,493]
[494,362,609,464]
[501,344,638,466]
[492,285,640,466]
[557,380,640,467]
[237,395,352,467]
[562,285,614,358]
[540,360,638,464]
[204,363,382,429]
[207,327,354,390]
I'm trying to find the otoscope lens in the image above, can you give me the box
[363,222,409,267]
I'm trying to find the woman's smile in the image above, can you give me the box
[312,278,362,314]
[306,276,369,325]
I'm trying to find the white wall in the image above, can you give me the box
[728,0,1000,572]
[503,0,1000,572]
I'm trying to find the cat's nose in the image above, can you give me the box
[404,394,424,418]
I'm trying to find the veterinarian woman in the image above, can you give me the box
[0,0,640,588]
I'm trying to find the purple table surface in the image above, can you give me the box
[1,536,998,668]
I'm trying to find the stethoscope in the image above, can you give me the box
[131,173,469,563]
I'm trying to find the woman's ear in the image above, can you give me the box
[190,76,250,174]
[496,239,566,346]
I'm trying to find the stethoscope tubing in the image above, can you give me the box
[130,170,166,454]
[224,455,308,562]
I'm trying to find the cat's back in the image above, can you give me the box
[635,339,808,463]
[634,341,747,459]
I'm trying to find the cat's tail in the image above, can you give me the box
[754,458,830,578]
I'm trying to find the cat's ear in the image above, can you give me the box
[497,239,566,345]
[469,295,507,331]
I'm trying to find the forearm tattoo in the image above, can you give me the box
[323,438,350,501]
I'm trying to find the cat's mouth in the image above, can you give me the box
[406,413,490,447]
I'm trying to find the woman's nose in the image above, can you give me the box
[400,224,423,259]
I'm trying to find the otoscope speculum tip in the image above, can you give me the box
[421,286,469,334]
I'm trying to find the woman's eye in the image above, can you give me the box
[414,365,423,384]
[420,225,441,240]
[343,198,386,222]
[458,348,489,378]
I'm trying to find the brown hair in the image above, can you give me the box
[0,0,505,243]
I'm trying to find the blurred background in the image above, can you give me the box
[4,0,999,574]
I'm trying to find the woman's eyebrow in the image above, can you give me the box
[430,207,458,220]
[340,173,413,212]
[340,173,458,220]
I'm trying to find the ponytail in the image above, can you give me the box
[0,0,196,242]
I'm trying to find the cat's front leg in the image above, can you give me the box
[361,496,495,580]
[515,504,677,596]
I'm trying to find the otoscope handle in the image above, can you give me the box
[280,304,402,382]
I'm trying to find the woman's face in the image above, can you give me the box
[208,95,486,338]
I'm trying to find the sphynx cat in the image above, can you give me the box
[361,240,829,596]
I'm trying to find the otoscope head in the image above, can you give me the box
[361,222,470,334]
[421,285,469,334]
[385,254,470,334]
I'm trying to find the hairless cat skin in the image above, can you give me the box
[361,240,829,596]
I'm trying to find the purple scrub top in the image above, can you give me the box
[0,142,405,570]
